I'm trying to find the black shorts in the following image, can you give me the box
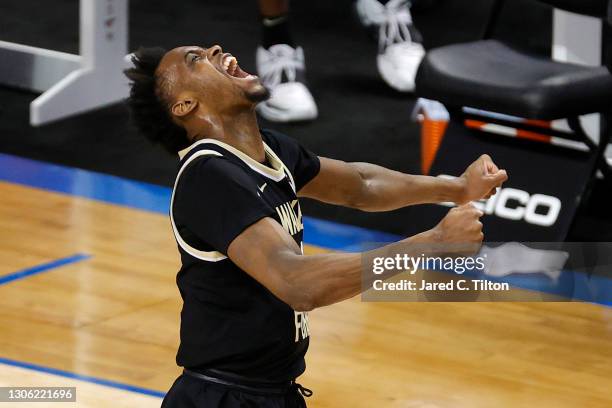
[161,370,311,408]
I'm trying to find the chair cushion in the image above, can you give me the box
[415,40,612,120]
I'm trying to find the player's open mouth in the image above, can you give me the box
[221,54,254,80]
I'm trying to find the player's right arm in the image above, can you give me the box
[228,204,484,312]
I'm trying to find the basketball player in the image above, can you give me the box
[125,45,507,408]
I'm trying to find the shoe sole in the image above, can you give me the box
[377,56,417,93]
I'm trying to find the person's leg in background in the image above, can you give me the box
[254,0,426,123]
[255,0,318,123]
[355,0,426,92]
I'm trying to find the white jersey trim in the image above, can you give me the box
[171,149,227,262]
[178,138,296,191]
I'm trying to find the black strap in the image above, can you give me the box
[183,368,313,398]
[292,382,313,397]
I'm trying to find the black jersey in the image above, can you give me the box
[170,129,320,382]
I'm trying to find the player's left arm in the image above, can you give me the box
[298,154,508,212]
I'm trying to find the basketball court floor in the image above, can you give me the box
[0,152,611,407]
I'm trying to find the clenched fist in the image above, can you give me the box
[433,204,484,254]
[457,154,508,205]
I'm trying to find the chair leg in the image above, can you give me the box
[596,113,612,182]
[567,115,612,182]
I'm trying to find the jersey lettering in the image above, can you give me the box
[294,311,310,342]
[275,200,304,236]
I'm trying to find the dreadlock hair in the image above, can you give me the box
[124,47,191,154]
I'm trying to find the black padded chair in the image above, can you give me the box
[415,0,612,180]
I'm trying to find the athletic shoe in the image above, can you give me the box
[255,44,318,122]
[355,0,426,92]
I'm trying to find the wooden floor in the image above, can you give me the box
[1,180,611,407]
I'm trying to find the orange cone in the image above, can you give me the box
[412,99,450,175]
[421,118,448,175]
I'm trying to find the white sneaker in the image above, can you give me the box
[255,44,318,122]
[355,0,426,92]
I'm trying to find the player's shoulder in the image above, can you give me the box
[180,153,255,187]
[261,128,306,165]
[260,128,299,152]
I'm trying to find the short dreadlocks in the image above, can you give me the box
[124,47,191,154]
